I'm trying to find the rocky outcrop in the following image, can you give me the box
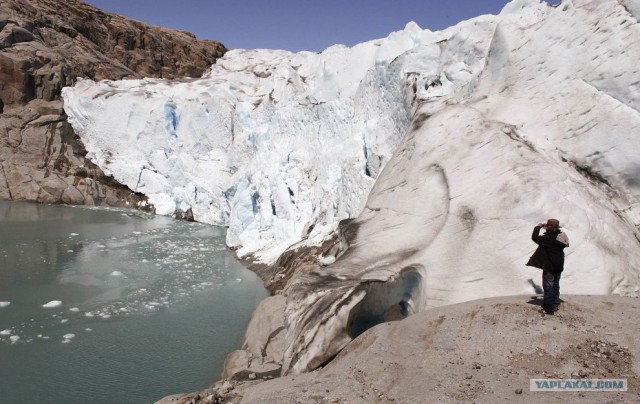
[240,295,640,403]
[0,0,226,206]
[157,295,640,403]
[221,295,286,381]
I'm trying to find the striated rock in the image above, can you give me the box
[0,0,226,207]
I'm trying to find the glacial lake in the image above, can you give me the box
[0,201,267,403]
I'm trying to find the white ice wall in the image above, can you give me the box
[63,20,493,263]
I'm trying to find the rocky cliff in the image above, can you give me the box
[0,0,226,206]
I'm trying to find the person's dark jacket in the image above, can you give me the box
[526,226,569,273]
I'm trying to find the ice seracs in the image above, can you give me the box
[63,19,492,264]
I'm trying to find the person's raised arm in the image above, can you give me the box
[531,224,544,243]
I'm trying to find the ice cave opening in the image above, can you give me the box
[347,266,424,339]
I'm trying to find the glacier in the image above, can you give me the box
[62,18,494,264]
[63,0,640,375]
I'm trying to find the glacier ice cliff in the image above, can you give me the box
[62,19,494,264]
[64,0,640,375]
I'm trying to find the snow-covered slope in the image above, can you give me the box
[64,0,640,373]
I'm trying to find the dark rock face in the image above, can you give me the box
[0,0,227,207]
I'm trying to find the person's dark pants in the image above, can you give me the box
[542,271,561,313]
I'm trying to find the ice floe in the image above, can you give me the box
[42,301,62,308]
[62,333,75,343]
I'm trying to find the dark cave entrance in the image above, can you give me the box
[347,266,424,339]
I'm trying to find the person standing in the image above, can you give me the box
[526,218,569,315]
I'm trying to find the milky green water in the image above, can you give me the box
[0,201,267,403]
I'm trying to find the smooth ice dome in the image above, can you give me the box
[42,301,62,308]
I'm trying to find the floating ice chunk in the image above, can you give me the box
[70,233,79,236]
[100,314,111,319]
[84,312,94,318]
[62,333,75,343]
[236,278,242,282]
[60,319,68,324]
[0,329,12,336]
[0,301,10,308]
[42,300,62,308]
[10,335,20,344]
[67,250,74,252]
[110,271,124,277]
[85,328,92,332]
[69,307,80,313]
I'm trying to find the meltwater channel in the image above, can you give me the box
[0,201,268,403]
